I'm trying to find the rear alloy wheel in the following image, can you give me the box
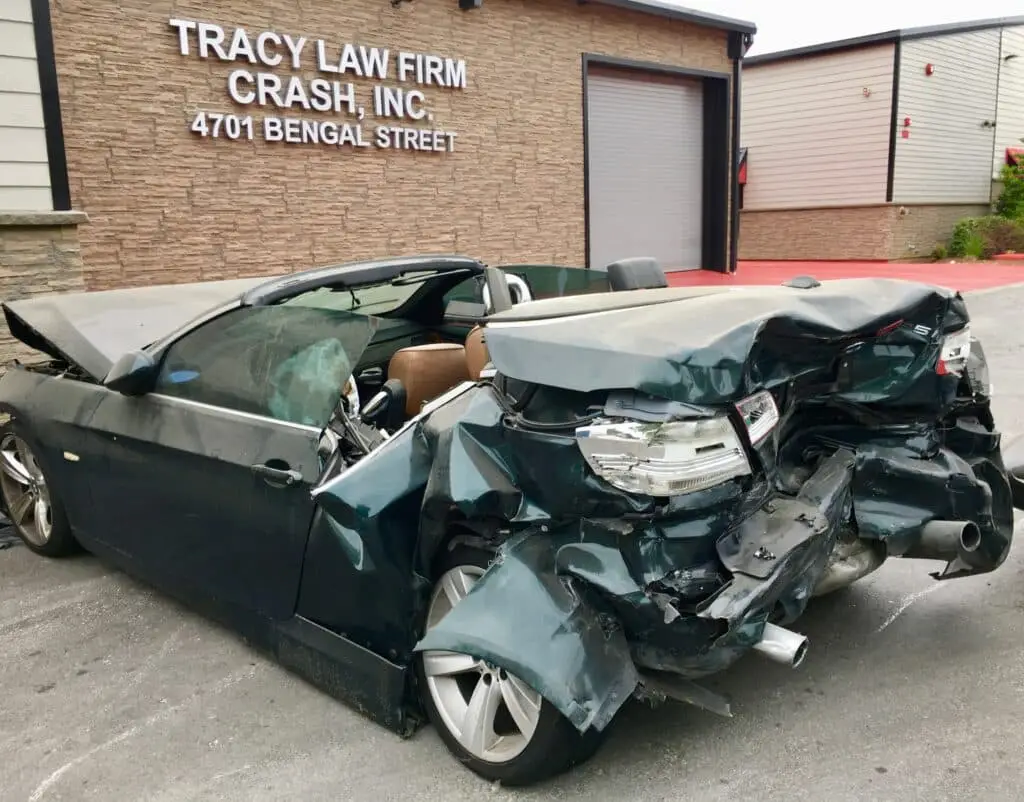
[418,547,605,786]
[0,426,76,557]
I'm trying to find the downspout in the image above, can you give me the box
[991,30,1004,206]
[728,32,753,273]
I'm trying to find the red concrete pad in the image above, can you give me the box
[667,261,1024,293]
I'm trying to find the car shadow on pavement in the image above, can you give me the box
[0,513,18,550]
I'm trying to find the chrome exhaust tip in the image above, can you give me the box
[752,622,809,668]
[919,519,982,555]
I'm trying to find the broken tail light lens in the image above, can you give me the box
[575,416,752,497]
[735,390,780,445]
[937,325,971,376]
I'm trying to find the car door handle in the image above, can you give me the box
[252,463,303,487]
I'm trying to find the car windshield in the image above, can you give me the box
[280,271,445,316]
[156,301,382,428]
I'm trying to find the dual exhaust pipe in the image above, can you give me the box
[748,520,984,671]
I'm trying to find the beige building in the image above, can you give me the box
[0,0,755,352]
[739,17,1024,261]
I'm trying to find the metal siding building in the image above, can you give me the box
[0,0,51,211]
[740,17,1024,261]
[892,30,1002,205]
[741,45,894,210]
[994,27,1024,178]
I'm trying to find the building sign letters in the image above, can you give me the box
[169,18,466,153]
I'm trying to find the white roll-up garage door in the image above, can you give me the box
[586,68,704,271]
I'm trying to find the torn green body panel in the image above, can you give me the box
[415,531,640,732]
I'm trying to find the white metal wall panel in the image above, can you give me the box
[0,0,51,212]
[741,45,894,209]
[892,30,1000,204]
[994,26,1024,178]
[586,69,704,270]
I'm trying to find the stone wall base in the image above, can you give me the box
[0,211,88,368]
[739,203,991,261]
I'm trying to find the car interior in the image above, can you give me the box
[354,258,667,432]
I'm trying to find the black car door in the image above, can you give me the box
[84,303,376,621]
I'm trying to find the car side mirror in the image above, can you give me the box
[104,349,158,396]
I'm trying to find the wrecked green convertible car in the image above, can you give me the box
[0,255,1020,786]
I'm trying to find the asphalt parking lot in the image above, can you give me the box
[5,284,1024,802]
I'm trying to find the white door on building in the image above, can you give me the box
[586,67,704,271]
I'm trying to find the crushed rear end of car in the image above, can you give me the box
[319,277,1015,738]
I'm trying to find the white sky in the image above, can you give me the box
[676,1,1024,56]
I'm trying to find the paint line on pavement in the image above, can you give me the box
[876,583,945,633]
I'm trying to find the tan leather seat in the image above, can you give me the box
[465,325,490,380]
[388,343,469,417]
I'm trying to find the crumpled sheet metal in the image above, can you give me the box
[415,531,641,733]
[484,278,969,406]
[406,389,835,727]
[319,306,1011,732]
[410,442,853,726]
[410,381,1008,715]
[699,448,854,626]
[306,420,435,660]
[414,384,655,567]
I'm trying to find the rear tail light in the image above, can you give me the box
[575,416,751,497]
[735,390,780,444]
[938,326,971,376]
[574,391,781,498]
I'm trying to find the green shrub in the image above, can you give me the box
[948,215,1024,259]
[995,161,1024,221]
[986,217,1024,254]
[949,217,985,258]
[931,243,949,261]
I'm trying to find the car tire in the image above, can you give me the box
[417,544,606,786]
[0,421,77,558]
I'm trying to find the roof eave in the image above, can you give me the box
[745,15,1024,67]
[581,0,757,36]
[745,31,900,66]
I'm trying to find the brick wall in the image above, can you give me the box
[49,0,732,291]
[739,206,894,261]
[0,212,88,366]
[739,203,993,261]
[888,203,990,260]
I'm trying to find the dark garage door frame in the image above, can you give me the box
[581,54,732,273]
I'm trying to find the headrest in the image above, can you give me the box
[605,257,668,291]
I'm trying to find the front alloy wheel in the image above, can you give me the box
[418,547,605,786]
[0,425,76,557]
